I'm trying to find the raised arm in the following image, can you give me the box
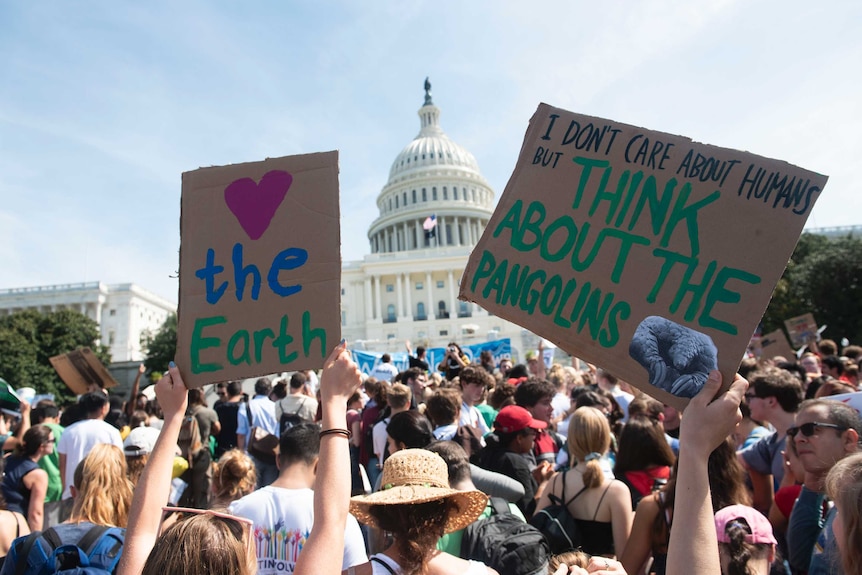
[118,362,188,575]
[666,371,746,575]
[294,340,361,575]
[125,363,146,419]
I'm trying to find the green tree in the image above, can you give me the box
[142,313,177,374]
[0,309,110,403]
[762,233,862,346]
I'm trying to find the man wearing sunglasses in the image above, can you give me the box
[737,367,804,514]
[786,399,862,575]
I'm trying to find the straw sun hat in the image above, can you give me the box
[350,449,488,533]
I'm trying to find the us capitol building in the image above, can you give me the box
[341,80,529,356]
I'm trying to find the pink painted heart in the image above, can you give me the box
[224,170,293,240]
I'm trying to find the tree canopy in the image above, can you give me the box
[0,309,111,403]
[762,233,862,347]
[142,313,177,375]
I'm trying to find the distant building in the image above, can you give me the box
[341,80,532,356]
[804,225,862,239]
[0,282,175,363]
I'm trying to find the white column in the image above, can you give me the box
[373,275,382,322]
[454,217,462,245]
[404,273,413,319]
[438,216,445,246]
[403,222,410,250]
[426,272,435,320]
[396,274,404,318]
[364,277,373,320]
[415,221,422,250]
[385,228,391,252]
[448,270,456,318]
[95,296,104,325]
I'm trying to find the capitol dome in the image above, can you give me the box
[368,79,495,255]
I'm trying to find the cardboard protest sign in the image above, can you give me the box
[50,348,118,395]
[177,152,341,388]
[784,313,819,348]
[754,329,796,361]
[459,104,827,409]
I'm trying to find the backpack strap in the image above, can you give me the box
[488,497,509,516]
[371,555,398,574]
[14,531,57,575]
[591,481,615,521]
[245,401,254,428]
[292,397,305,416]
[42,528,63,551]
[565,484,589,507]
[77,525,111,555]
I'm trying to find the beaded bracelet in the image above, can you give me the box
[319,428,351,439]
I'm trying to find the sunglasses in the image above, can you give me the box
[786,422,848,438]
[744,392,758,400]
[160,506,254,556]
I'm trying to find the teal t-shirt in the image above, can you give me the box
[475,404,498,431]
[436,499,526,556]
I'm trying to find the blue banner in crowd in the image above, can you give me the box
[351,339,511,377]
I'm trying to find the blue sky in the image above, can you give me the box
[2,1,860,304]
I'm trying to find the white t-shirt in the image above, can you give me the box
[551,392,571,420]
[57,418,123,499]
[610,387,634,422]
[459,402,490,435]
[372,417,391,462]
[229,486,367,575]
[369,362,398,383]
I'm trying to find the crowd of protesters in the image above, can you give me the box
[0,337,860,574]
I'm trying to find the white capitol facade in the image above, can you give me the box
[341,81,530,355]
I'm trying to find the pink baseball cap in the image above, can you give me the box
[714,505,777,546]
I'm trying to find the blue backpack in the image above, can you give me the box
[4,523,124,575]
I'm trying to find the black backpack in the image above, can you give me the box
[362,405,391,463]
[460,497,549,575]
[528,470,587,554]
[279,397,312,435]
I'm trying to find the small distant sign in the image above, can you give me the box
[50,348,118,395]
[784,313,819,348]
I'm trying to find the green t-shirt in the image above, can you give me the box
[38,423,64,502]
[436,499,526,556]
[475,404,498,431]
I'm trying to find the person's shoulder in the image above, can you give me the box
[632,489,661,513]
[427,550,496,575]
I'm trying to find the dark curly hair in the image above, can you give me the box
[368,499,458,575]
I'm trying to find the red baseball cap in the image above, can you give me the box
[494,405,548,434]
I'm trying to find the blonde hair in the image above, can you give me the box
[211,449,257,509]
[141,513,256,575]
[826,452,862,575]
[70,444,134,527]
[567,407,611,488]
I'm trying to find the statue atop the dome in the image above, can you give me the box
[424,77,433,106]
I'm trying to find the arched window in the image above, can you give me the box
[416,302,426,320]
[386,304,396,323]
[438,301,448,319]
